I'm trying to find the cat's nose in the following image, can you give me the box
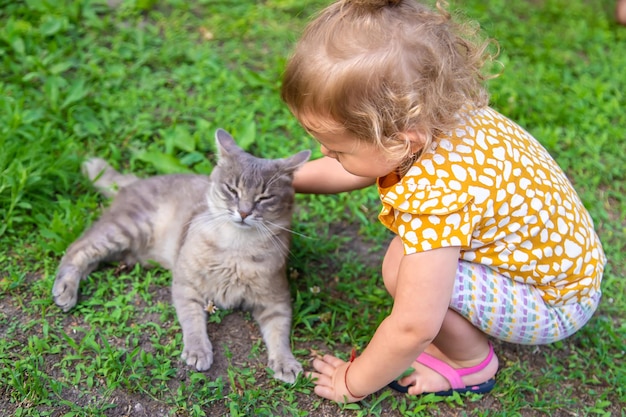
[239,210,250,220]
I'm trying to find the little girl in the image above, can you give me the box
[282,0,606,404]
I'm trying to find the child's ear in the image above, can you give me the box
[404,129,428,153]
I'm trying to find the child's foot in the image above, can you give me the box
[389,342,499,396]
[618,0,626,25]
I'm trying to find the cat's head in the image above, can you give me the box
[208,129,310,230]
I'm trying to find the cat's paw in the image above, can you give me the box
[269,355,303,384]
[181,341,214,371]
[52,267,81,312]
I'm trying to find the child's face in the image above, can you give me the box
[304,118,403,178]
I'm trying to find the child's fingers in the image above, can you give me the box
[308,371,348,403]
[314,384,338,401]
[311,356,339,375]
[306,371,331,387]
[320,353,347,368]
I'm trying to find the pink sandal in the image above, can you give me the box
[388,343,496,396]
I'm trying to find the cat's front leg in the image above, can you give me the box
[172,283,214,371]
[253,302,303,383]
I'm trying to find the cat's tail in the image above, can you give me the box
[82,158,139,198]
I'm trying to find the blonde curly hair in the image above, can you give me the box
[281,0,498,165]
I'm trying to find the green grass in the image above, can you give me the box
[1,0,625,415]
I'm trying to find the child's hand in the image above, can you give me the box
[307,352,366,403]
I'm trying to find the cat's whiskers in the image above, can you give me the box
[186,210,231,236]
[185,211,219,231]
[264,220,311,239]
[256,222,291,257]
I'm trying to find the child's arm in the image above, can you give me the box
[293,156,376,194]
[309,246,460,402]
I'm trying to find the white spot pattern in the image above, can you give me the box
[378,107,606,306]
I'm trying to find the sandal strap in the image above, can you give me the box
[416,342,494,390]
[457,342,494,377]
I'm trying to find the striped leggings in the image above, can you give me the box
[452,261,601,345]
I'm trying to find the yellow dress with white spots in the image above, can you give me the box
[378,107,606,308]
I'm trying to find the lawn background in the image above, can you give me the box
[1,0,625,416]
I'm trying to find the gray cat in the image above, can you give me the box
[52,129,309,383]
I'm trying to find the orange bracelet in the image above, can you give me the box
[344,348,365,399]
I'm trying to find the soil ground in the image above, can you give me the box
[1,222,620,416]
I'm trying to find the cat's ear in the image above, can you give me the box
[215,128,241,157]
[282,150,311,173]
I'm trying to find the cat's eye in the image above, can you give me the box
[256,195,273,203]
[225,184,238,196]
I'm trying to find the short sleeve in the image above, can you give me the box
[381,183,480,254]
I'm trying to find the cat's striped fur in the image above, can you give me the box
[52,129,309,383]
